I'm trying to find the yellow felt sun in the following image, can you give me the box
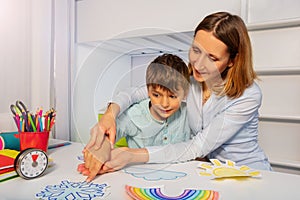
[198,159,261,179]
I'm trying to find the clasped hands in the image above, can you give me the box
[77,111,131,182]
[77,135,131,182]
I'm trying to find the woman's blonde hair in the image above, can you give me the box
[193,12,257,98]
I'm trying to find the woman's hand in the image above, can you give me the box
[99,147,150,174]
[85,103,120,150]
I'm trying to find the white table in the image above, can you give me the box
[1,140,300,199]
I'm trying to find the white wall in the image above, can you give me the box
[0,0,74,141]
[76,0,241,42]
[51,0,75,140]
[0,0,52,132]
[245,0,300,174]
[72,44,131,144]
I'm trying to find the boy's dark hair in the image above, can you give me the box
[146,53,190,96]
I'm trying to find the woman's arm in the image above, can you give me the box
[80,86,148,182]
[99,147,149,174]
[98,87,261,173]
[148,88,262,164]
[111,86,148,114]
[85,103,120,150]
[86,86,148,150]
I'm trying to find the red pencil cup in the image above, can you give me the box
[17,131,50,152]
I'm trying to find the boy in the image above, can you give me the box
[78,53,192,181]
[115,53,192,148]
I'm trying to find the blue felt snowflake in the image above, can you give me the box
[35,180,110,200]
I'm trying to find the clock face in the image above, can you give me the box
[15,148,48,179]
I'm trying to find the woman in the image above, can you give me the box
[79,11,272,182]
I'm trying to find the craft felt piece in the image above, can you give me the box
[198,159,261,179]
[35,180,110,200]
[0,149,19,174]
[125,185,220,200]
[0,132,20,150]
[124,166,187,181]
[0,170,18,183]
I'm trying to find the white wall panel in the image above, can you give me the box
[76,0,241,42]
[252,32,300,174]
[247,1,300,174]
[258,121,300,168]
[131,55,156,88]
[257,76,300,118]
[250,27,300,70]
[247,0,300,24]
[72,44,131,144]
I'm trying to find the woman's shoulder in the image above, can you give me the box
[227,81,262,106]
[243,81,262,99]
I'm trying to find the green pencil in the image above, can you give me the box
[28,113,36,132]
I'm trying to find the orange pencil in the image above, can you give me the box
[44,113,48,131]
[50,118,55,130]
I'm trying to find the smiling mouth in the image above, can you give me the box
[160,109,172,114]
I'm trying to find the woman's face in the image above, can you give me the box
[189,30,233,83]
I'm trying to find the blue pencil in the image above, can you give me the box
[48,142,71,149]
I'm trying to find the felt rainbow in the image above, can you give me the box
[125,185,219,200]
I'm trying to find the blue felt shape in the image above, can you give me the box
[124,167,187,181]
[35,180,110,200]
[77,155,84,161]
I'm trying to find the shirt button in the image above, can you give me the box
[163,136,167,140]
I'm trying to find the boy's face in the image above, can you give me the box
[148,85,185,121]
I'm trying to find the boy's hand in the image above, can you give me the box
[77,163,90,176]
[83,137,112,182]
